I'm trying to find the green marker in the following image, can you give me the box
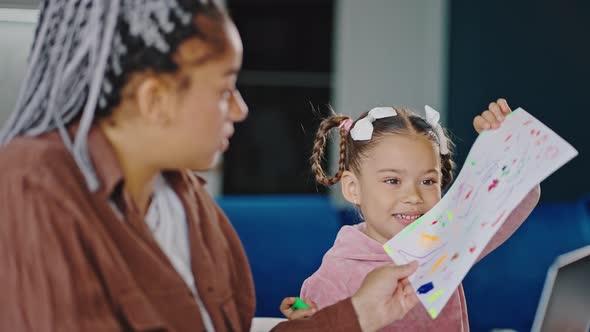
[291,297,310,310]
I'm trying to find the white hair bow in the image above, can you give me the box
[350,107,397,141]
[425,105,449,155]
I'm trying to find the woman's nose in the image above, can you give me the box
[229,90,248,122]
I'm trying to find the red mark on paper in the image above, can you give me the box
[451,253,459,261]
[491,210,507,227]
[465,190,472,200]
[432,220,438,225]
[535,134,549,146]
[469,246,476,253]
[488,179,499,191]
[523,120,532,126]
[504,134,512,142]
[544,146,559,160]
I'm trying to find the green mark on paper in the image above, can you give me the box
[442,222,446,227]
[429,308,438,319]
[446,210,454,221]
[471,161,477,166]
[428,289,444,303]
[398,215,426,238]
[383,244,393,256]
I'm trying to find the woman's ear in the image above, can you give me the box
[341,170,361,205]
[135,76,174,126]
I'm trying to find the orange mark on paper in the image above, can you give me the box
[431,255,447,273]
[419,233,440,249]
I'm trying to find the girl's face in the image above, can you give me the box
[343,133,442,244]
[165,19,247,171]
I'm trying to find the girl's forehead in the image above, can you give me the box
[362,134,441,169]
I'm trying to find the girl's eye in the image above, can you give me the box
[385,178,401,185]
[422,179,437,185]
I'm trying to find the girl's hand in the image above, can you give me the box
[279,297,318,320]
[473,98,512,134]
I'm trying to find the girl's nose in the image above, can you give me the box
[403,185,424,204]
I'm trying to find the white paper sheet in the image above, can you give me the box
[383,108,578,319]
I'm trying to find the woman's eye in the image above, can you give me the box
[422,179,437,185]
[385,178,401,185]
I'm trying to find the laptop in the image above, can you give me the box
[531,245,590,332]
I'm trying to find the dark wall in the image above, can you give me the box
[224,0,334,194]
[448,0,589,202]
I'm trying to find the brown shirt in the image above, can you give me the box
[0,126,361,332]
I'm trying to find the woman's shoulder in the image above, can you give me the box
[0,134,78,188]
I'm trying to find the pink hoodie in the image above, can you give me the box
[301,186,540,332]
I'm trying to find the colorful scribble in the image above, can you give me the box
[488,179,499,191]
[417,282,434,294]
[430,255,447,273]
[446,211,454,221]
[491,210,507,227]
[428,289,444,303]
[419,233,440,249]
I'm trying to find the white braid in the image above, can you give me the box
[0,0,200,192]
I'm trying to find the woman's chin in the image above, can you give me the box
[184,152,222,172]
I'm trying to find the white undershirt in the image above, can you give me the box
[115,175,216,331]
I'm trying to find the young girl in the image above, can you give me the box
[301,99,541,331]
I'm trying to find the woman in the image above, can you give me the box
[0,1,418,331]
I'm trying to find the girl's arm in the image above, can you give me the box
[301,274,351,310]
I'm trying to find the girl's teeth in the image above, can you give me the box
[395,214,422,220]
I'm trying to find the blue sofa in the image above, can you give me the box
[217,195,341,317]
[217,194,590,331]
